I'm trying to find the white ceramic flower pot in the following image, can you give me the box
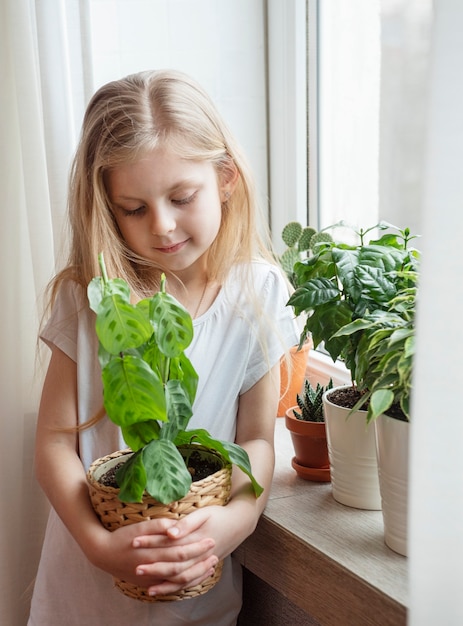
[323,387,381,510]
[375,413,409,556]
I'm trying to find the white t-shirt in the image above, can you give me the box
[29,261,298,626]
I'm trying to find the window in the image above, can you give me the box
[267,0,380,243]
[268,0,431,246]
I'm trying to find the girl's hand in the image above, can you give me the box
[88,517,218,592]
[133,506,245,597]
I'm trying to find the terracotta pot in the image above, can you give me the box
[323,386,381,510]
[278,340,312,417]
[285,407,331,482]
[375,414,409,556]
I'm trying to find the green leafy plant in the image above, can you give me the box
[292,378,334,422]
[287,221,419,423]
[88,254,263,505]
[335,284,416,423]
[279,221,333,288]
[287,222,419,375]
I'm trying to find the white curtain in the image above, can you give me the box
[409,0,463,623]
[0,1,90,623]
[1,3,268,623]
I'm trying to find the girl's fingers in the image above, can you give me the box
[165,507,214,540]
[146,556,219,597]
[135,538,216,576]
[133,533,215,552]
[129,517,178,539]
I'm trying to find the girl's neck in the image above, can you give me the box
[170,277,221,319]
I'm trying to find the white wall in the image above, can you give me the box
[88,0,269,210]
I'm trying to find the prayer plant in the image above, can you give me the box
[88,254,263,505]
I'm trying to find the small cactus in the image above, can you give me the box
[280,222,333,287]
[293,379,334,422]
[282,221,303,247]
[298,226,317,251]
[309,231,334,250]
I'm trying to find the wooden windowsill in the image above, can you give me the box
[234,419,408,626]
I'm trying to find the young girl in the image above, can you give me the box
[29,69,298,626]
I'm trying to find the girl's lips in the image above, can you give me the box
[154,240,188,254]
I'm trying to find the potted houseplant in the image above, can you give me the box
[334,270,417,555]
[277,222,333,416]
[287,222,419,510]
[86,254,263,601]
[285,378,333,481]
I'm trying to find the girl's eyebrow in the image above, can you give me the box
[112,178,200,202]
[168,178,200,192]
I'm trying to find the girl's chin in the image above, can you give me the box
[150,253,205,274]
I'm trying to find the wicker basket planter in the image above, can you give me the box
[87,445,232,602]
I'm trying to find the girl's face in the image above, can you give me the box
[106,145,230,281]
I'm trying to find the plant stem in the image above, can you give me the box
[98,252,109,285]
[160,273,167,293]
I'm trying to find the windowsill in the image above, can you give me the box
[304,347,352,388]
[234,418,408,626]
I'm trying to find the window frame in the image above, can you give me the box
[267,0,313,251]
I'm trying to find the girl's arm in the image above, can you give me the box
[134,362,280,596]
[35,346,218,589]
[222,360,279,532]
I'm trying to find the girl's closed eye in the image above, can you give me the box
[123,206,146,217]
[172,191,197,206]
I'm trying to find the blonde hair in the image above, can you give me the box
[43,69,292,411]
[47,69,277,302]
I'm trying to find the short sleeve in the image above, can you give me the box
[40,281,85,362]
[241,265,299,393]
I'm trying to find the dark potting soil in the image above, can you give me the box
[327,386,369,409]
[327,386,408,421]
[99,449,223,490]
[99,462,124,488]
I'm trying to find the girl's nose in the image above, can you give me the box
[149,203,176,235]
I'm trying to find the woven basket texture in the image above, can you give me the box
[87,447,232,602]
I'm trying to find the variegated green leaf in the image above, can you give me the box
[121,420,161,450]
[160,379,194,441]
[88,275,131,314]
[175,429,263,498]
[149,291,193,357]
[102,355,166,426]
[96,294,152,355]
[368,389,394,423]
[143,439,192,504]
[116,451,147,503]
[167,353,199,405]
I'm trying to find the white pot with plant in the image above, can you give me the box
[321,385,380,509]
[86,254,263,601]
[335,247,417,556]
[288,222,418,513]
